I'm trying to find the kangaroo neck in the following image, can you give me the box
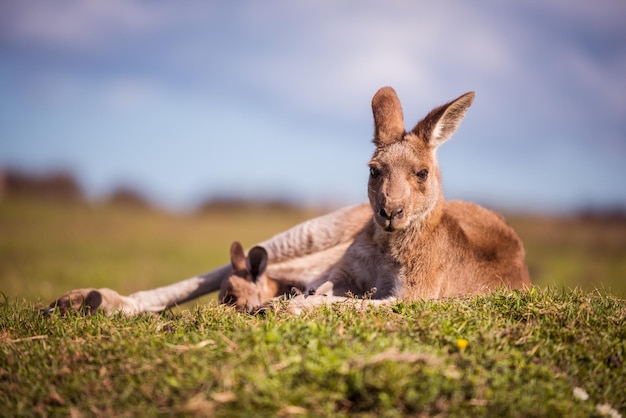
[376,200,444,264]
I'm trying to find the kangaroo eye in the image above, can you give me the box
[370,167,381,179]
[416,169,428,182]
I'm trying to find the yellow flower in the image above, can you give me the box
[457,338,469,352]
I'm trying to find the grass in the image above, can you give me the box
[1,288,624,416]
[1,197,625,416]
[0,197,318,306]
[508,214,626,297]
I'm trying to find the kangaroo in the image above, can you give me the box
[219,241,306,313]
[276,88,530,312]
[44,87,530,316]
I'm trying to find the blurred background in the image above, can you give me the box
[0,1,625,303]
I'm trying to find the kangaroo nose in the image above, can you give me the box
[379,207,404,220]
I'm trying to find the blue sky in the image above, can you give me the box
[1,1,625,212]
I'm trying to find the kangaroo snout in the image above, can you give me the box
[375,200,408,231]
[379,206,404,221]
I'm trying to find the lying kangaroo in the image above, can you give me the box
[45,87,530,315]
[219,241,306,313]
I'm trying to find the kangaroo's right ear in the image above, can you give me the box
[246,246,268,282]
[372,86,405,146]
[230,241,247,272]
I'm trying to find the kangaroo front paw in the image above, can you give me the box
[251,295,306,316]
[42,288,135,316]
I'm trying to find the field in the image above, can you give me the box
[1,198,625,416]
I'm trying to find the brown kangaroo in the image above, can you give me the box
[45,87,530,316]
[219,241,305,313]
[326,88,530,299]
[218,88,530,313]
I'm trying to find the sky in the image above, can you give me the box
[0,0,625,213]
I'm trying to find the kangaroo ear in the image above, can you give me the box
[230,241,247,272]
[412,91,475,148]
[246,246,268,282]
[372,86,405,146]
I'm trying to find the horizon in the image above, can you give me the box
[3,166,626,217]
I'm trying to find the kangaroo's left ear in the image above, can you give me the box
[246,246,268,282]
[412,91,475,148]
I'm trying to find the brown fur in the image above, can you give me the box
[219,242,304,312]
[45,87,530,316]
[218,87,530,312]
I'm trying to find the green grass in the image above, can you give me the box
[1,288,624,416]
[0,198,318,306]
[508,214,626,297]
[1,198,625,416]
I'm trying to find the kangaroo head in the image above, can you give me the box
[219,241,270,312]
[368,87,475,232]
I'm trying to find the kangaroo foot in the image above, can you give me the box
[42,288,137,316]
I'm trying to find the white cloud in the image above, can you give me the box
[1,0,206,49]
[221,1,519,123]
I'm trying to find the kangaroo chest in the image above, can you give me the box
[376,230,450,300]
